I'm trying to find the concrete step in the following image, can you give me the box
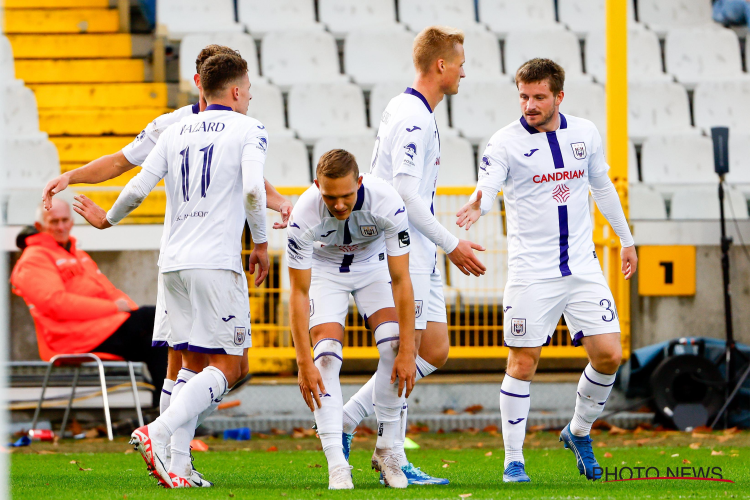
[41,108,168,135]
[4,8,119,34]
[8,34,132,58]
[53,136,133,163]
[31,83,168,108]
[15,59,145,83]
[5,0,109,7]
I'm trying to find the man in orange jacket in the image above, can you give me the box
[11,198,167,405]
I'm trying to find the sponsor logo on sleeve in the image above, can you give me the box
[480,155,491,172]
[395,206,405,216]
[359,225,378,237]
[287,238,302,259]
[257,136,268,153]
[511,318,526,336]
[571,142,587,159]
[398,229,410,248]
[406,126,422,132]
[404,143,417,160]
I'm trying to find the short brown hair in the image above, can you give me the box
[195,44,239,74]
[200,53,248,99]
[515,58,566,95]
[316,149,359,180]
[413,26,464,74]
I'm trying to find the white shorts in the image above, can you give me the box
[163,269,251,356]
[412,271,447,330]
[503,272,621,348]
[309,267,394,329]
[151,273,171,347]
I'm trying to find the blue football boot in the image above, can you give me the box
[503,461,531,483]
[342,432,355,461]
[379,463,450,485]
[559,423,602,480]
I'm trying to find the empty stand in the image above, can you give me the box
[671,185,748,220]
[238,0,320,38]
[369,82,451,133]
[264,136,311,186]
[452,80,519,144]
[628,82,697,144]
[1,36,15,80]
[462,27,503,81]
[245,82,293,138]
[319,0,398,38]
[156,0,243,40]
[640,134,716,185]
[727,133,750,185]
[399,0,480,32]
[558,0,638,37]
[344,28,414,89]
[478,0,560,38]
[638,0,714,36]
[3,84,40,135]
[559,81,607,138]
[629,140,639,182]
[287,82,370,143]
[261,30,346,88]
[4,135,59,189]
[665,27,746,88]
[504,29,589,80]
[628,184,667,220]
[586,29,671,83]
[693,80,750,133]
[179,33,261,95]
[313,135,377,175]
[437,136,476,186]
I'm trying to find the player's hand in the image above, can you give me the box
[115,298,133,312]
[297,360,327,412]
[273,200,293,229]
[42,173,71,210]
[448,239,486,276]
[73,194,112,229]
[621,245,637,280]
[392,350,417,398]
[248,242,270,286]
[456,190,482,230]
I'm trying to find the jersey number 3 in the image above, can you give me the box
[179,144,215,202]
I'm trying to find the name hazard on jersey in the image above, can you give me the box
[175,211,209,222]
[533,169,585,184]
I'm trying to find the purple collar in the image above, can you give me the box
[520,113,567,134]
[205,104,233,112]
[404,87,433,113]
[191,102,201,114]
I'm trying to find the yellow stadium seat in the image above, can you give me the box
[54,137,134,164]
[15,59,144,83]
[5,0,109,7]
[39,108,170,135]
[4,8,119,34]
[30,83,168,109]
[7,34,132,59]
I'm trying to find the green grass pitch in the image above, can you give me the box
[10,432,750,499]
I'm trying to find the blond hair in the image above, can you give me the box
[412,26,464,74]
[316,149,359,180]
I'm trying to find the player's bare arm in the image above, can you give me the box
[621,245,637,280]
[73,194,112,230]
[386,252,417,397]
[265,179,293,229]
[456,190,482,230]
[288,267,327,412]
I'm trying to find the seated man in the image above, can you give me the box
[11,198,166,405]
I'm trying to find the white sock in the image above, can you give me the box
[197,399,221,427]
[373,322,404,450]
[160,379,174,414]
[500,374,531,468]
[570,364,616,437]
[343,375,375,433]
[312,339,347,470]
[167,369,199,477]
[392,355,437,466]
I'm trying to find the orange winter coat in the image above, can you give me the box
[11,233,137,355]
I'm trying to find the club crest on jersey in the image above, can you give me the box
[234,326,246,346]
[360,225,378,237]
[511,318,526,337]
[404,142,417,160]
[552,184,571,204]
[415,300,423,318]
[571,142,586,159]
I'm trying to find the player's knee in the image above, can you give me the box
[592,348,622,375]
[506,352,538,380]
[418,342,449,369]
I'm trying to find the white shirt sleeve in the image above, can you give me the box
[393,173,459,253]
[474,138,509,216]
[589,173,635,248]
[121,122,158,166]
[380,189,411,257]
[391,116,430,179]
[285,190,317,270]
[241,129,269,244]
[106,170,162,225]
[587,127,610,179]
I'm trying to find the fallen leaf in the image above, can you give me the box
[459,494,472,499]
[123,495,127,499]
[267,446,278,452]
[609,425,627,435]
[124,449,134,454]
[442,408,457,415]
[528,425,546,432]
[712,450,725,456]
[476,442,483,448]
[229,493,235,498]
[270,428,286,435]
[69,461,77,464]
[683,459,691,464]
[717,435,734,443]
[483,425,499,433]
[660,450,666,455]
[723,427,739,435]
[442,463,450,468]
[596,442,607,448]
[671,453,679,457]
[291,430,305,439]
[37,450,56,455]
[79,468,92,471]
[464,404,483,414]
[442,459,456,463]
[730,454,739,457]
[604,452,613,458]
[308,464,322,468]
[296,445,302,450]
[485,451,492,456]
[690,443,701,450]
[692,432,713,439]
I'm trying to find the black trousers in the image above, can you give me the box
[93,306,167,406]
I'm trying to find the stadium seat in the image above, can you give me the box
[670,185,748,220]
[628,82,697,144]
[558,81,607,138]
[319,0,398,39]
[287,83,370,143]
[156,0,243,40]
[238,0,321,38]
[727,133,750,185]
[245,82,294,138]
[1,36,15,81]
[344,28,415,89]
[558,0,638,38]
[4,84,40,136]
[448,217,507,303]
[313,135,377,175]
[261,30,347,88]
[4,134,59,189]
[665,27,746,88]
[640,134,716,185]
[638,0,714,37]
[461,27,503,81]
[693,80,750,133]
[586,29,672,83]
[437,136,476,186]
[504,29,590,81]
[264,136,311,186]
[179,33,261,95]
[629,184,667,220]
[478,0,560,38]
[398,0,481,32]
[369,82,451,134]
[629,140,639,182]
[451,80,520,144]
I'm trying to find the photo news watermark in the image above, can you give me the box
[597,465,734,483]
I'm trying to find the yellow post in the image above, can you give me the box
[601,0,631,359]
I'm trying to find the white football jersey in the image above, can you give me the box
[122,102,200,165]
[286,174,410,273]
[141,104,269,274]
[370,88,441,274]
[478,113,607,280]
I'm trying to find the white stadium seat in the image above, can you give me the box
[586,29,672,84]
[504,30,589,81]
[693,80,750,133]
[344,28,414,89]
[437,136,476,186]
[3,84,40,136]
[263,136,311,186]
[156,0,243,40]
[629,140,639,182]
[629,184,667,220]
[461,27,503,81]
[671,185,748,220]
[369,82,451,134]
[1,36,15,81]
[638,0,714,36]
[287,83,370,143]
[558,0,637,38]
[238,0,320,38]
[727,133,750,185]
[319,0,398,38]
[665,27,746,88]
[559,81,607,139]
[261,30,347,88]
[628,82,697,144]
[245,82,294,138]
[399,0,481,32]
[179,33,261,95]
[452,80,522,144]
[312,135,377,174]
[478,0,560,38]
[640,134,715,185]
[4,134,59,189]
